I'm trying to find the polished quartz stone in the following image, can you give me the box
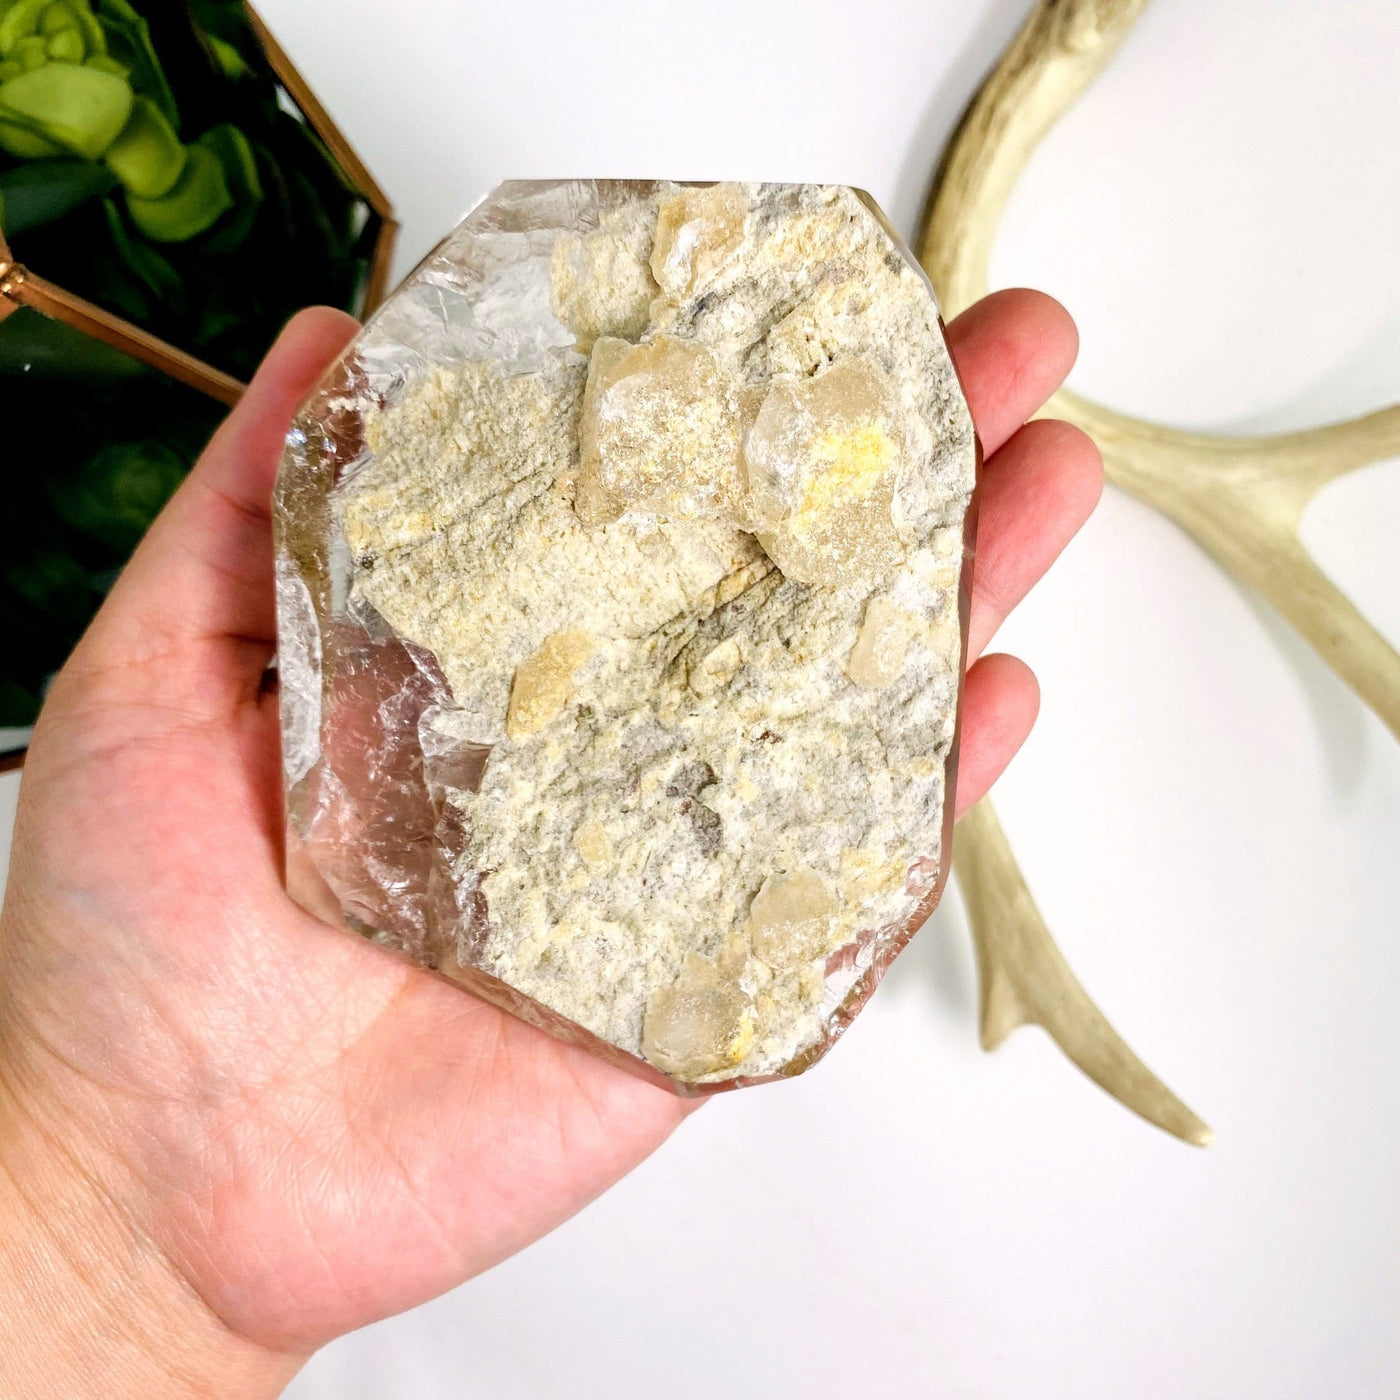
[276,180,977,1093]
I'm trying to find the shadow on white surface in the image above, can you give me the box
[886,0,1030,241]
[894,897,982,1025]
[991,0,1400,432]
[1224,317,1400,440]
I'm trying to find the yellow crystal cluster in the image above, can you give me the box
[642,867,836,1079]
[576,336,749,525]
[572,188,908,588]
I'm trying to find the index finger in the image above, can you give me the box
[944,288,1080,455]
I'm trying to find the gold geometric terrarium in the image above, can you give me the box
[0,1,396,759]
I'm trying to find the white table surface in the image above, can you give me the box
[4,1,1398,1395]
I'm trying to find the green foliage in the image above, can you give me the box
[101,194,182,304]
[102,90,182,195]
[126,137,227,238]
[0,153,113,230]
[0,62,132,158]
[203,30,243,80]
[1,0,376,374]
[96,0,174,124]
[48,437,186,551]
[0,2,54,55]
[196,119,258,251]
[0,308,226,724]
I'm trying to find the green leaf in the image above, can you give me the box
[45,27,84,62]
[0,114,62,154]
[203,31,244,79]
[67,0,105,56]
[0,154,114,231]
[288,164,342,259]
[0,61,133,157]
[195,121,261,253]
[199,121,258,194]
[47,437,185,550]
[82,51,125,76]
[95,0,173,127]
[101,195,182,304]
[0,301,144,381]
[90,253,149,318]
[0,0,47,55]
[103,91,183,196]
[40,1,79,34]
[192,295,242,343]
[4,545,92,620]
[13,30,45,66]
[125,139,228,240]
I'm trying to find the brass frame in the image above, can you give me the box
[0,230,246,403]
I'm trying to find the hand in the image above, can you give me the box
[0,290,1101,1397]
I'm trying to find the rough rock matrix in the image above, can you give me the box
[276,180,977,1089]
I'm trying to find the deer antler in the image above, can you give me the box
[920,0,1400,736]
[956,799,1213,1146]
[924,0,1212,1143]
[920,0,1395,1143]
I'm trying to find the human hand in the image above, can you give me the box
[0,289,1101,1397]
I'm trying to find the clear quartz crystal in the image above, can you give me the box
[550,201,657,350]
[747,867,838,969]
[576,335,748,525]
[275,180,977,1094]
[744,358,906,586]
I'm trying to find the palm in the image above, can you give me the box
[10,639,691,1351]
[0,293,1098,1354]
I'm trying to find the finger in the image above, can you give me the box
[953,653,1039,820]
[75,308,359,710]
[967,418,1104,662]
[186,306,361,537]
[129,306,358,644]
[945,289,1079,456]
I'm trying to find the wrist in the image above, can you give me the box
[0,1050,303,1398]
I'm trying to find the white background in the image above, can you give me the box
[3,1,1398,1395]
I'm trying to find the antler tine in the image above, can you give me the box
[956,800,1214,1147]
[923,0,1214,1142]
[919,0,1152,317]
[1055,391,1400,739]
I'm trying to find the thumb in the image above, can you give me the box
[61,308,359,724]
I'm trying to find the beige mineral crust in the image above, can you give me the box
[338,181,975,1085]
